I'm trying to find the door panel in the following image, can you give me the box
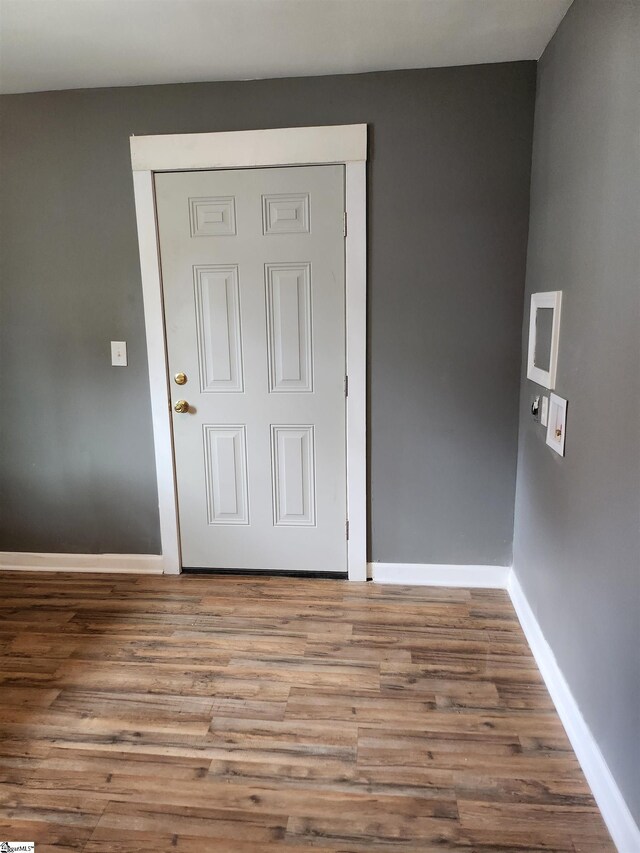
[155,165,347,572]
[271,425,316,526]
[265,262,312,392]
[203,425,249,525]
[194,265,244,392]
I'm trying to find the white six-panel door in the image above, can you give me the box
[155,166,347,572]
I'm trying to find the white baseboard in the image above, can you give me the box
[0,551,164,574]
[369,562,510,588]
[370,560,639,847]
[508,571,640,853]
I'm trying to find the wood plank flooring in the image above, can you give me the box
[0,572,613,852]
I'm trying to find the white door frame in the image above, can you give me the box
[130,124,367,580]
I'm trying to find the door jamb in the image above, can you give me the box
[130,124,367,581]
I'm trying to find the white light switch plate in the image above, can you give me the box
[541,395,549,427]
[111,341,127,366]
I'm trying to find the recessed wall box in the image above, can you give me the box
[527,291,562,389]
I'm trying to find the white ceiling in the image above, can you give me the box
[0,0,572,95]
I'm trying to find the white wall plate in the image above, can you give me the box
[111,340,127,366]
[541,395,549,427]
[546,393,567,455]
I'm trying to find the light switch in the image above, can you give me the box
[541,396,549,427]
[111,341,127,367]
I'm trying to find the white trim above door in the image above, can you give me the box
[130,125,367,581]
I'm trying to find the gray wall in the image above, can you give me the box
[513,0,640,824]
[0,64,536,561]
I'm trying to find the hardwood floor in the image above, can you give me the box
[0,572,612,852]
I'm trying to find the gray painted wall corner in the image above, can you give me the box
[513,0,640,824]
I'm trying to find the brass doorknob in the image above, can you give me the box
[174,400,189,414]
[174,372,187,385]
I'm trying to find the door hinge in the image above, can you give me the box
[343,212,347,237]
[346,519,350,540]
[344,375,349,397]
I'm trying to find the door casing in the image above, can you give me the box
[130,124,367,580]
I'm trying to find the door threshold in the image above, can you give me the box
[181,567,348,579]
